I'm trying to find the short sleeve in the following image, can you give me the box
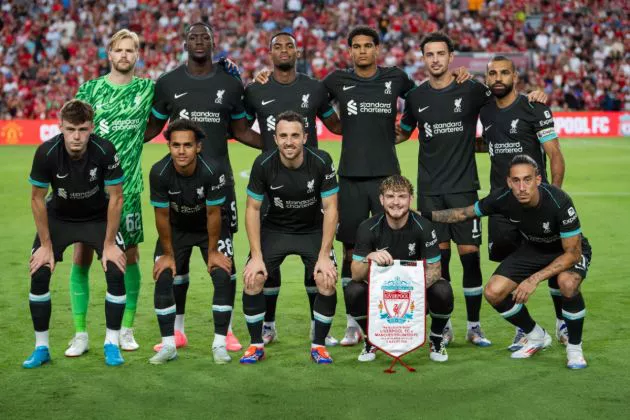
[246,157,266,201]
[352,220,375,261]
[102,143,124,186]
[320,152,339,198]
[399,96,417,132]
[421,223,441,264]
[315,82,335,119]
[149,165,169,208]
[323,71,338,100]
[29,144,51,188]
[205,171,227,207]
[533,104,558,144]
[398,69,416,98]
[474,188,509,217]
[557,197,581,238]
[151,76,171,120]
[229,82,247,120]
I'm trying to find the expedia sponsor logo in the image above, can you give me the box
[179,109,221,123]
[425,237,438,248]
[108,154,121,170]
[562,215,577,225]
[539,118,554,127]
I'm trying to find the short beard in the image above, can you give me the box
[491,82,514,98]
[277,62,294,72]
[385,207,409,221]
[113,63,134,74]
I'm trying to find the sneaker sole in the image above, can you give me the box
[121,345,140,352]
[468,339,492,348]
[149,355,178,365]
[65,349,89,357]
[567,362,587,369]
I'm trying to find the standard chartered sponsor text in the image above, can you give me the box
[359,102,392,114]
[493,142,523,154]
[191,111,221,123]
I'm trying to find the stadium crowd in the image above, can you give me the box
[0,0,628,119]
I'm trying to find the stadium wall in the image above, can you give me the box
[1,112,629,145]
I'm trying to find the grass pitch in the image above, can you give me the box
[1,138,629,419]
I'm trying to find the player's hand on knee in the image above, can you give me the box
[153,254,176,281]
[513,278,537,304]
[367,250,393,266]
[254,68,271,84]
[453,66,473,83]
[30,245,55,275]
[527,90,548,104]
[208,250,232,274]
[244,257,267,289]
[314,256,337,285]
[102,243,126,273]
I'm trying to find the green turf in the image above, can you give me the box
[1,139,629,419]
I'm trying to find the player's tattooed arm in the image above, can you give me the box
[430,205,476,224]
[322,112,342,135]
[395,124,412,144]
[542,139,565,187]
[231,118,263,149]
[425,261,442,288]
[30,186,55,274]
[514,235,582,303]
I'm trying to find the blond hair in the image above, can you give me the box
[108,29,140,51]
[379,175,414,196]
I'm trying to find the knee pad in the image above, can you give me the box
[427,279,454,315]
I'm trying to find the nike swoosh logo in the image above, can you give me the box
[472,234,481,239]
[262,99,275,105]
[56,173,69,179]
[174,92,188,99]
[509,218,521,223]
[418,106,430,113]
[343,85,355,91]
[168,190,181,195]
[484,125,493,132]
[270,185,283,190]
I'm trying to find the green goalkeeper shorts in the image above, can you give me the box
[119,193,144,246]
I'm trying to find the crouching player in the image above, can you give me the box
[24,100,127,368]
[347,175,454,362]
[428,155,591,369]
[149,119,234,364]
[241,111,339,364]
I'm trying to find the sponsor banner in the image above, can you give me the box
[2,112,629,145]
[368,260,426,361]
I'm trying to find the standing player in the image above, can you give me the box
[66,29,153,356]
[145,22,262,351]
[480,56,567,349]
[240,111,339,364]
[24,100,127,368]
[244,32,341,345]
[397,33,546,346]
[428,155,591,369]
[347,175,453,363]
[149,119,233,364]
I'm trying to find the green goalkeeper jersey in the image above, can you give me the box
[76,76,154,194]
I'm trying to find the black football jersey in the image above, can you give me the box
[352,212,441,263]
[29,134,124,222]
[151,64,246,183]
[246,147,338,233]
[475,184,582,253]
[400,79,492,194]
[480,94,558,191]
[244,73,334,151]
[149,154,226,233]
[324,66,416,177]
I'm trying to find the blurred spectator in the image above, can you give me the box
[0,0,628,119]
